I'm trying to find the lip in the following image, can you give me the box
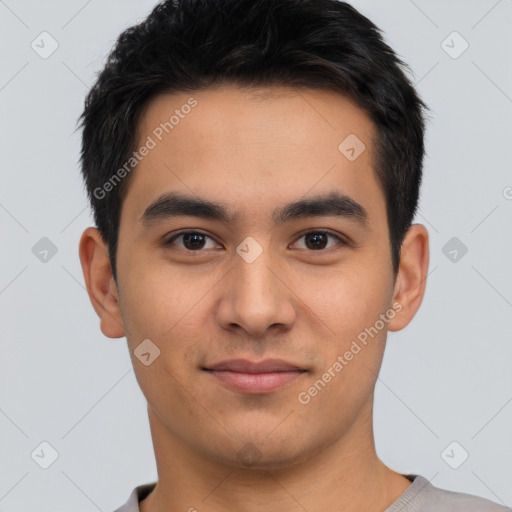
[203,359,307,394]
[205,358,304,373]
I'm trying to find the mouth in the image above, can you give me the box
[202,359,307,394]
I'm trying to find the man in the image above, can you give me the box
[78,0,509,510]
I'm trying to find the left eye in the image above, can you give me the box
[293,231,345,251]
[164,230,345,251]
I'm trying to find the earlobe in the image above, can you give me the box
[388,224,429,332]
[78,227,126,339]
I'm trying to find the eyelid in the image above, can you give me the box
[290,228,350,249]
[165,229,221,249]
[164,229,350,251]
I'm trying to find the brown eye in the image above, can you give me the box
[165,231,218,251]
[293,231,346,251]
[304,232,328,250]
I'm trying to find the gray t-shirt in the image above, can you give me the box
[114,474,510,511]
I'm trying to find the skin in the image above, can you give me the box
[79,84,429,512]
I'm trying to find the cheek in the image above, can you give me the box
[119,268,207,402]
[297,268,392,416]
[119,261,220,382]
[119,258,198,334]
[298,262,392,339]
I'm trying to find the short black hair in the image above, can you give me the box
[79,0,429,285]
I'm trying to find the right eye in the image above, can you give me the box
[163,230,221,251]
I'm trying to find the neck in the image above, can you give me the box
[140,402,411,512]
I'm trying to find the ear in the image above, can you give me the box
[387,223,429,332]
[78,227,125,338]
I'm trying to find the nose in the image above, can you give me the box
[215,245,296,338]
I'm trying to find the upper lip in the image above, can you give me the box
[204,359,305,373]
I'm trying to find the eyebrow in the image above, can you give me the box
[139,191,368,228]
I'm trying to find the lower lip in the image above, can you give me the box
[205,370,305,394]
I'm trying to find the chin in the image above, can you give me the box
[202,431,315,471]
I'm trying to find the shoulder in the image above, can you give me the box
[113,482,157,512]
[389,474,511,512]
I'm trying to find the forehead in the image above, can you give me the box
[121,84,385,229]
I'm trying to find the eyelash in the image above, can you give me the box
[164,230,349,252]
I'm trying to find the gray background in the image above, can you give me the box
[1,0,511,511]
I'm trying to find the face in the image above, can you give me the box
[86,84,421,469]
